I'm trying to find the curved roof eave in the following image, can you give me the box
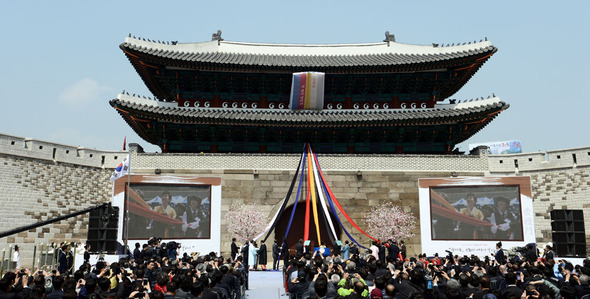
[110,94,508,127]
[120,37,497,68]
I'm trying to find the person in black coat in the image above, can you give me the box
[288,270,311,299]
[242,242,250,266]
[281,241,290,269]
[231,237,239,261]
[333,242,341,257]
[400,240,406,260]
[296,239,304,258]
[45,276,65,299]
[501,272,523,299]
[494,241,505,264]
[392,268,425,299]
[543,244,555,261]
[84,244,92,265]
[525,244,538,263]
[350,242,359,257]
[58,244,72,275]
[272,240,280,270]
[389,240,400,261]
[258,240,268,270]
[378,242,386,263]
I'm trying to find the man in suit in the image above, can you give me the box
[272,240,280,270]
[58,244,72,275]
[296,239,304,258]
[492,196,521,240]
[181,195,202,237]
[501,272,523,299]
[494,241,505,264]
[46,276,65,299]
[231,237,239,261]
[387,240,399,262]
[350,242,359,257]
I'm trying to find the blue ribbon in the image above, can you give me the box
[282,145,308,242]
[262,145,306,242]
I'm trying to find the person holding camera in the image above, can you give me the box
[337,271,369,298]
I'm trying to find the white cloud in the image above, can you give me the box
[58,78,112,109]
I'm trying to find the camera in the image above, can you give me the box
[134,292,145,298]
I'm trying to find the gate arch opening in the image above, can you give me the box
[273,202,342,253]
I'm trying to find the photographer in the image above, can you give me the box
[0,268,31,298]
[337,271,369,298]
[392,267,425,299]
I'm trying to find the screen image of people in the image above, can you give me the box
[125,184,211,239]
[430,185,523,241]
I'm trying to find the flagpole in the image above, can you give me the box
[124,149,132,257]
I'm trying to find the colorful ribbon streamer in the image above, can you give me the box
[309,146,339,242]
[312,152,370,249]
[312,152,378,242]
[258,146,306,242]
[282,148,308,242]
[304,148,312,241]
[308,148,322,245]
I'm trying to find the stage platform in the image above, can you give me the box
[246,270,286,298]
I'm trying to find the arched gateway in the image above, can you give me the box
[273,202,342,253]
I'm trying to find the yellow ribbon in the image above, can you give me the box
[307,148,321,245]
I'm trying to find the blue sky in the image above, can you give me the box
[1,1,588,153]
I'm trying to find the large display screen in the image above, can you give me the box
[125,183,212,240]
[419,177,535,257]
[430,185,523,241]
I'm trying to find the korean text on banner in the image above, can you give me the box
[289,72,325,110]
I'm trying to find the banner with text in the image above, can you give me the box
[289,72,325,110]
[469,140,522,154]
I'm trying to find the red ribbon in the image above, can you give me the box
[312,153,378,242]
[430,203,493,226]
[127,201,184,225]
[304,145,312,241]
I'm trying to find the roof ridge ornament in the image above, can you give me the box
[212,30,223,45]
[384,31,395,47]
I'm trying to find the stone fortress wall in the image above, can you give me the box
[0,134,123,267]
[0,131,589,267]
[487,147,590,252]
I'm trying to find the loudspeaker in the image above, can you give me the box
[551,210,586,257]
[87,204,119,254]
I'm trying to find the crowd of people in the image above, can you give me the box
[0,238,248,299]
[0,237,587,299]
[282,240,589,299]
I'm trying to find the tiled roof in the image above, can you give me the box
[110,94,508,126]
[121,37,496,68]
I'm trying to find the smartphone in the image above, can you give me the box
[142,278,148,286]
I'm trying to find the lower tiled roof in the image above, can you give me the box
[110,94,508,127]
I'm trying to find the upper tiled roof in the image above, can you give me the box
[121,37,496,68]
[110,94,507,126]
